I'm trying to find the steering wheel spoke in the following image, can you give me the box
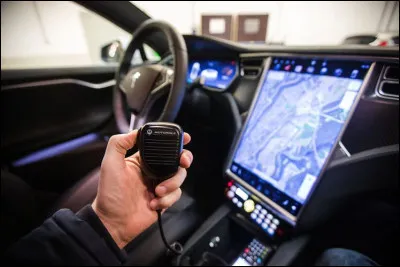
[150,68,173,98]
[129,113,147,131]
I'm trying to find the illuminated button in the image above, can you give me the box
[246,256,253,263]
[261,209,267,215]
[272,219,280,225]
[270,224,277,230]
[259,213,265,219]
[261,223,268,229]
[255,204,262,210]
[244,199,255,213]
[256,218,262,225]
[264,219,271,225]
[251,213,257,220]
[236,187,249,200]
[237,201,243,208]
[227,190,235,199]
[267,228,275,235]
[253,209,260,214]
[267,214,273,220]
[232,197,238,204]
[231,185,237,192]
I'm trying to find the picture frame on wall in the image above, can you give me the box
[201,15,233,41]
[236,14,268,43]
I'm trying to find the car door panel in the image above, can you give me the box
[1,66,117,190]
[1,67,116,160]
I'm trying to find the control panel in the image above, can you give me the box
[225,180,291,240]
[232,238,273,266]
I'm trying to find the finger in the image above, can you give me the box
[155,167,187,197]
[183,132,191,145]
[179,149,193,168]
[150,188,182,210]
[104,130,138,163]
[127,151,140,161]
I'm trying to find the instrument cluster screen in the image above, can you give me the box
[187,60,237,90]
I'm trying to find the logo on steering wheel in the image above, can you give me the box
[146,129,153,135]
[131,72,141,88]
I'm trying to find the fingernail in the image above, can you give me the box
[158,186,167,195]
[186,154,193,164]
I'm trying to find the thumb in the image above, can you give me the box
[104,130,138,163]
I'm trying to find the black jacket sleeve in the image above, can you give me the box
[4,205,127,265]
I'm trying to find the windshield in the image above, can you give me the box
[131,1,399,47]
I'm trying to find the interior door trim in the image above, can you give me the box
[11,133,101,167]
[2,79,116,91]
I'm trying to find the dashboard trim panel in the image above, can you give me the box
[1,79,116,91]
[339,141,352,157]
[225,55,377,226]
[240,52,399,64]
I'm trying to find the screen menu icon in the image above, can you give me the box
[294,65,303,72]
[350,69,359,79]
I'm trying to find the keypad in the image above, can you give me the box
[240,239,272,266]
[226,182,283,238]
[250,206,280,237]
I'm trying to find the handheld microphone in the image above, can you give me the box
[136,122,185,255]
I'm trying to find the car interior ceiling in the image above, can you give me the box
[1,2,399,266]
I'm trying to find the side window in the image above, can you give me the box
[1,1,159,69]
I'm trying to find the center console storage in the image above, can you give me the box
[173,204,309,266]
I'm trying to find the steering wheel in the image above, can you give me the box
[113,20,188,133]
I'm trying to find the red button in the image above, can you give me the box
[244,248,250,253]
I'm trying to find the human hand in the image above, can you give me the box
[91,130,193,249]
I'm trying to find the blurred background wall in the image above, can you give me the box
[1,1,399,69]
[133,1,399,45]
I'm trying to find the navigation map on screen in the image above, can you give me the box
[230,58,371,216]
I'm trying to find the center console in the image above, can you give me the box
[174,56,374,266]
[173,203,309,266]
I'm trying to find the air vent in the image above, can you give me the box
[379,81,398,98]
[376,64,399,100]
[241,58,264,67]
[240,58,265,78]
[242,68,260,77]
[384,66,399,80]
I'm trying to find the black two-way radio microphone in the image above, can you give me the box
[137,122,184,255]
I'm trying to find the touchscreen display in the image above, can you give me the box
[186,60,237,90]
[230,58,371,218]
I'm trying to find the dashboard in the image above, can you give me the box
[181,35,398,235]
[186,60,238,91]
